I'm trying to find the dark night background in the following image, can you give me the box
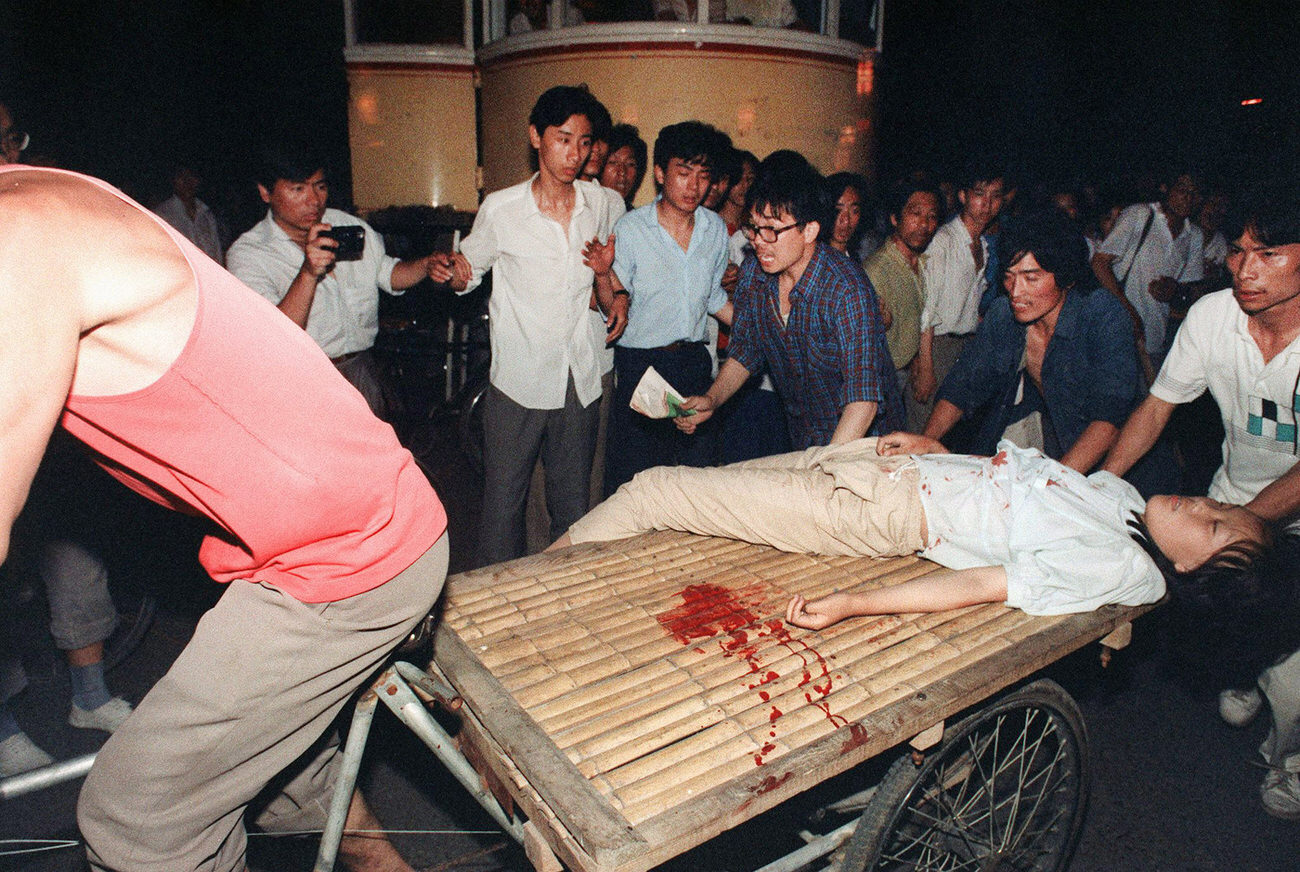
[1,0,1298,226]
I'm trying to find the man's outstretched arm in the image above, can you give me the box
[0,208,80,561]
[1245,462,1300,524]
[1102,393,1176,478]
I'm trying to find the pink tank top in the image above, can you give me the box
[16,166,448,602]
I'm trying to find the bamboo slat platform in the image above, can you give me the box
[431,531,1154,872]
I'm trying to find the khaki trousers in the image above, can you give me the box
[567,439,925,558]
[78,536,449,872]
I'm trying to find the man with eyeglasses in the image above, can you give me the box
[676,151,901,450]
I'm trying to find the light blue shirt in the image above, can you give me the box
[612,200,729,349]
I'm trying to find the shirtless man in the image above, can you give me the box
[0,165,447,870]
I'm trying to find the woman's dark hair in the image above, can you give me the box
[997,208,1093,293]
[748,150,828,228]
[1129,512,1300,689]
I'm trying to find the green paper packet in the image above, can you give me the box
[666,394,696,418]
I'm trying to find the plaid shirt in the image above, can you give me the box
[729,244,903,448]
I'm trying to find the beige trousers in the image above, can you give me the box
[78,536,449,872]
[567,438,926,558]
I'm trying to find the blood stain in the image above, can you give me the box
[753,772,793,794]
[656,583,844,736]
[841,722,870,753]
[991,450,1008,467]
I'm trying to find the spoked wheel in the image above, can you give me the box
[841,679,1088,872]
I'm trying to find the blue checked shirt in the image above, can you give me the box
[728,244,903,448]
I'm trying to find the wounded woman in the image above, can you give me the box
[550,434,1272,628]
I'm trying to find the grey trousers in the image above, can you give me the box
[78,536,448,872]
[906,332,969,433]
[334,349,390,421]
[479,378,599,566]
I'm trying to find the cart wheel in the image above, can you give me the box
[840,678,1088,872]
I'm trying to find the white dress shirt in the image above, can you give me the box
[1099,202,1205,355]
[920,216,986,336]
[460,176,618,410]
[227,208,399,359]
[154,194,223,265]
[914,441,1164,615]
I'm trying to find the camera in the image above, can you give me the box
[320,225,366,262]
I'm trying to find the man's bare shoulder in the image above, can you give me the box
[0,169,139,264]
[0,168,196,382]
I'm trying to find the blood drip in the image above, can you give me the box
[656,584,844,766]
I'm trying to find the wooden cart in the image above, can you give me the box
[318,530,1155,872]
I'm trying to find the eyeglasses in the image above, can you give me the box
[1,129,29,153]
[742,221,802,243]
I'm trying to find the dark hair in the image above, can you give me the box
[1161,166,1203,194]
[736,149,759,176]
[608,124,647,169]
[1129,513,1299,689]
[652,120,727,172]
[997,208,1093,292]
[956,156,1004,193]
[710,143,742,185]
[748,150,828,228]
[884,175,943,222]
[528,85,609,139]
[607,123,648,199]
[1223,186,1300,248]
[820,172,870,247]
[256,143,326,189]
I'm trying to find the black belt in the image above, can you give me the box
[331,350,365,366]
[647,340,707,353]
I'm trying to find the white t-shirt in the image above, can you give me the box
[913,442,1164,616]
[460,176,619,410]
[1099,202,1205,355]
[154,195,223,265]
[1153,288,1300,505]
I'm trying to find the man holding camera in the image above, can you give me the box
[227,147,439,418]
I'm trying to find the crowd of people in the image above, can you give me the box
[1,75,1299,872]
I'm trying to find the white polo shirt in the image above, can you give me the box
[1153,288,1300,505]
[460,176,618,409]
